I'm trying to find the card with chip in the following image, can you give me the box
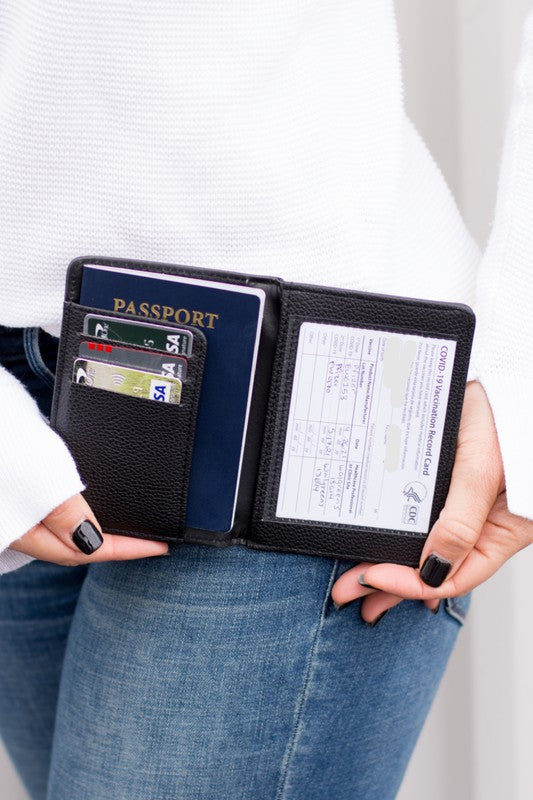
[79,341,188,381]
[83,315,193,357]
[73,358,182,404]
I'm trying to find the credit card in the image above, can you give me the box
[72,358,182,404]
[79,341,188,381]
[83,315,193,357]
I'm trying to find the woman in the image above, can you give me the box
[0,2,531,798]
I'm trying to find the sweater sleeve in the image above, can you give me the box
[0,364,86,574]
[471,10,533,521]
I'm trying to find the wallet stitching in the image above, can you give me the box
[245,539,420,568]
[285,282,476,324]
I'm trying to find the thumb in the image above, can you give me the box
[42,492,104,554]
[418,448,501,588]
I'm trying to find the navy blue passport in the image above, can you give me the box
[79,264,265,533]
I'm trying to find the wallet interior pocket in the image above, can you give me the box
[247,285,465,566]
[51,300,207,541]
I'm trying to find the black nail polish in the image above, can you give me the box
[72,520,103,555]
[333,599,357,611]
[430,600,442,615]
[420,554,452,588]
[357,574,377,590]
[366,609,389,628]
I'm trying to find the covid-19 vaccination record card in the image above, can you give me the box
[276,322,455,535]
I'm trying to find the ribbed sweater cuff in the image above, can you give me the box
[0,550,35,575]
[0,382,85,574]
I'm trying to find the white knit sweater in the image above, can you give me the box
[0,1,530,573]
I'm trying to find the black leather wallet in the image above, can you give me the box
[50,255,475,566]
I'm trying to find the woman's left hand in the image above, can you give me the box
[331,380,533,624]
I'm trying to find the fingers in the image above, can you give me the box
[359,591,403,624]
[416,382,503,588]
[426,493,532,596]
[331,562,404,626]
[352,485,533,600]
[356,562,435,600]
[42,492,103,554]
[82,533,169,562]
[11,492,169,565]
[330,562,376,607]
[11,520,169,565]
[330,380,511,620]
[10,521,85,564]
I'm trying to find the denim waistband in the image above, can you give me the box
[0,325,58,389]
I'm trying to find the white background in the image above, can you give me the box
[1,2,532,798]
[396,2,533,798]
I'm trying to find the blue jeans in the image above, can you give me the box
[0,325,470,800]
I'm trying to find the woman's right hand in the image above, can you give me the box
[9,492,169,565]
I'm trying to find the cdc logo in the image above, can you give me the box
[402,481,427,503]
[402,504,419,525]
[401,482,427,525]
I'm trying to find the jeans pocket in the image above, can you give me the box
[23,327,56,388]
[444,592,471,625]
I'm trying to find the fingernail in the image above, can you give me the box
[333,599,356,611]
[430,600,442,615]
[72,520,103,555]
[366,609,389,628]
[358,574,377,590]
[420,554,452,588]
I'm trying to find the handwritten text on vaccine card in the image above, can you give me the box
[276,323,456,533]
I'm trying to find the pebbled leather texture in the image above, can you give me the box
[51,299,206,542]
[60,254,284,545]
[249,281,475,566]
[51,256,475,564]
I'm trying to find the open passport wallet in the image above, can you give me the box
[50,255,475,567]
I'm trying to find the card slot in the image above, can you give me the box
[64,300,204,370]
[62,381,195,540]
[69,370,185,406]
[51,298,207,542]
[67,373,193,418]
[76,329,196,349]
[54,301,205,408]
[73,331,193,392]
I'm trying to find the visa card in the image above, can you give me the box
[79,341,188,381]
[73,358,182,404]
[83,315,193,357]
